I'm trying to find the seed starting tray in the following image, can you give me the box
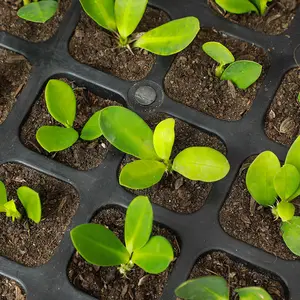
[1,0,300,299]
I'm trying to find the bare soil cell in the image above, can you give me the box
[0,275,26,300]
[68,207,180,300]
[0,48,31,125]
[0,163,79,266]
[20,78,121,171]
[69,7,169,81]
[164,28,269,121]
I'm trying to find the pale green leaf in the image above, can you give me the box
[281,216,300,255]
[80,111,103,141]
[215,0,258,14]
[0,181,7,206]
[202,42,235,66]
[4,200,21,222]
[288,185,300,201]
[285,136,300,173]
[275,201,295,222]
[235,286,272,300]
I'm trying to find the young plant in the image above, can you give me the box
[36,79,103,152]
[175,275,272,300]
[202,41,262,89]
[71,196,174,275]
[17,0,58,23]
[246,136,300,255]
[79,0,200,55]
[98,106,230,190]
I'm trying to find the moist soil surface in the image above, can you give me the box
[164,28,269,121]
[0,0,71,42]
[0,163,79,266]
[265,68,300,146]
[68,207,180,300]
[186,251,286,299]
[120,113,226,214]
[0,275,26,300]
[209,0,299,35]
[21,78,121,171]
[0,49,31,125]
[69,7,170,81]
[220,157,299,260]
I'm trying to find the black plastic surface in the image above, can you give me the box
[1,0,300,299]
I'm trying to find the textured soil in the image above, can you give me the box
[0,0,71,42]
[68,207,180,300]
[209,0,299,35]
[187,251,287,299]
[265,68,300,146]
[164,28,269,121]
[69,7,169,81]
[0,275,26,300]
[220,157,300,260]
[120,113,226,214]
[0,48,31,125]
[0,163,79,266]
[21,78,121,171]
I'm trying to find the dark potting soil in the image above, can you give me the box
[20,78,122,171]
[68,207,180,300]
[0,275,26,300]
[120,113,226,214]
[186,251,286,299]
[265,68,300,146]
[69,7,170,81]
[0,163,79,267]
[0,0,71,42]
[164,28,269,121]
[220,157,300,260]
[0,48,31,125]
[209,0,299,35]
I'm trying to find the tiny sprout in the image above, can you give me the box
[297,92,300,102]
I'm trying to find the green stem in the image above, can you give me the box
[23,0,31,5]
[119,36,128,47]
[215,64,225,78]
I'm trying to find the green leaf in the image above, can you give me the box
[172,147,230,182]
[153,118,175,161]
[202,42,235,66]
[221,60,262,89]
[36,126,79,152]
[80,111,103,141]
[17,1,58,23]
[134,17,200,56]
[71,223,130,266]
[285,136,300,173]
[288,185,300,201]
[0,181,7,206]
[281,216,300,255]
[115,0,147,40]
[132,236,173,274]
[17,186,41,224]
[275,201,295,222]
[235,286,272,300]
[120,160,166,189]
[297,93,300,103]
[125,196,153,254]
[250,0,272,15]
[79,0,117,32]
[99,106,158,160]
[175,276,229,300]
[215,0,258,14]
[45,79,76,128]
[246,151,280,206]
[4,200,21,222]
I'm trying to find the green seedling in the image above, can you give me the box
[79,0,200,55]
[0,181,41,223]
[18,0,58,23]
[202,41,262,89]
[36,79,104,152]
[246,136,300,255]
[98,106,230,190]
[175,275,272,300]
[297,93,300,102]
[71,196,174,275]
[215,0,272,15]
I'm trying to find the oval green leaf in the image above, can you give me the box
[251,0,272,15]
[246,151,280,206]
[80,110,103,141]
[125,196,153,254]
[132,236,173,274]
[235,286,272,300]
[172,147,230,182]
[99,106,158,159]
[221,60,262,90]
[285,136,300,173]
[0,181,7,206]
[175,276,229,300]
[281,216,300,255]
[4,200,21,222]
[215,0,258,14]
[134,17,200,56]
[276,201,295,222]
[45,79,76,128]
[79,0,117,32]
[202,42,235,66]
[36,126,79,152]
[71,223,130,266]
[17,186,41,224]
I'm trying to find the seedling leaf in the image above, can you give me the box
[202,42,235,66]
[281,217,300,255]
[285,136,300,173]
[4,200,21,222]
[275,202,295,222]
[235,286,272,300]
[215,0,258,14]
[0,181,7,206]
[80,111,103,141]
[250,0,272,15]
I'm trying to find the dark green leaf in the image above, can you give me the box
[202,42,235,66]
[80,111,103,141]
[0,181,7,206]
[285,136,300,173]
[281,216,300,255]
[215,0,258,14]
[235,286,272,300]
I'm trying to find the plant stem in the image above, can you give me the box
[23,0,31,5]
[215,64,225,78]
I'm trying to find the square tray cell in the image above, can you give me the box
[0,163,79,266]
[0,275,25,300]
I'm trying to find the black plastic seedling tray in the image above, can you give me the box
[1,0,300,299]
